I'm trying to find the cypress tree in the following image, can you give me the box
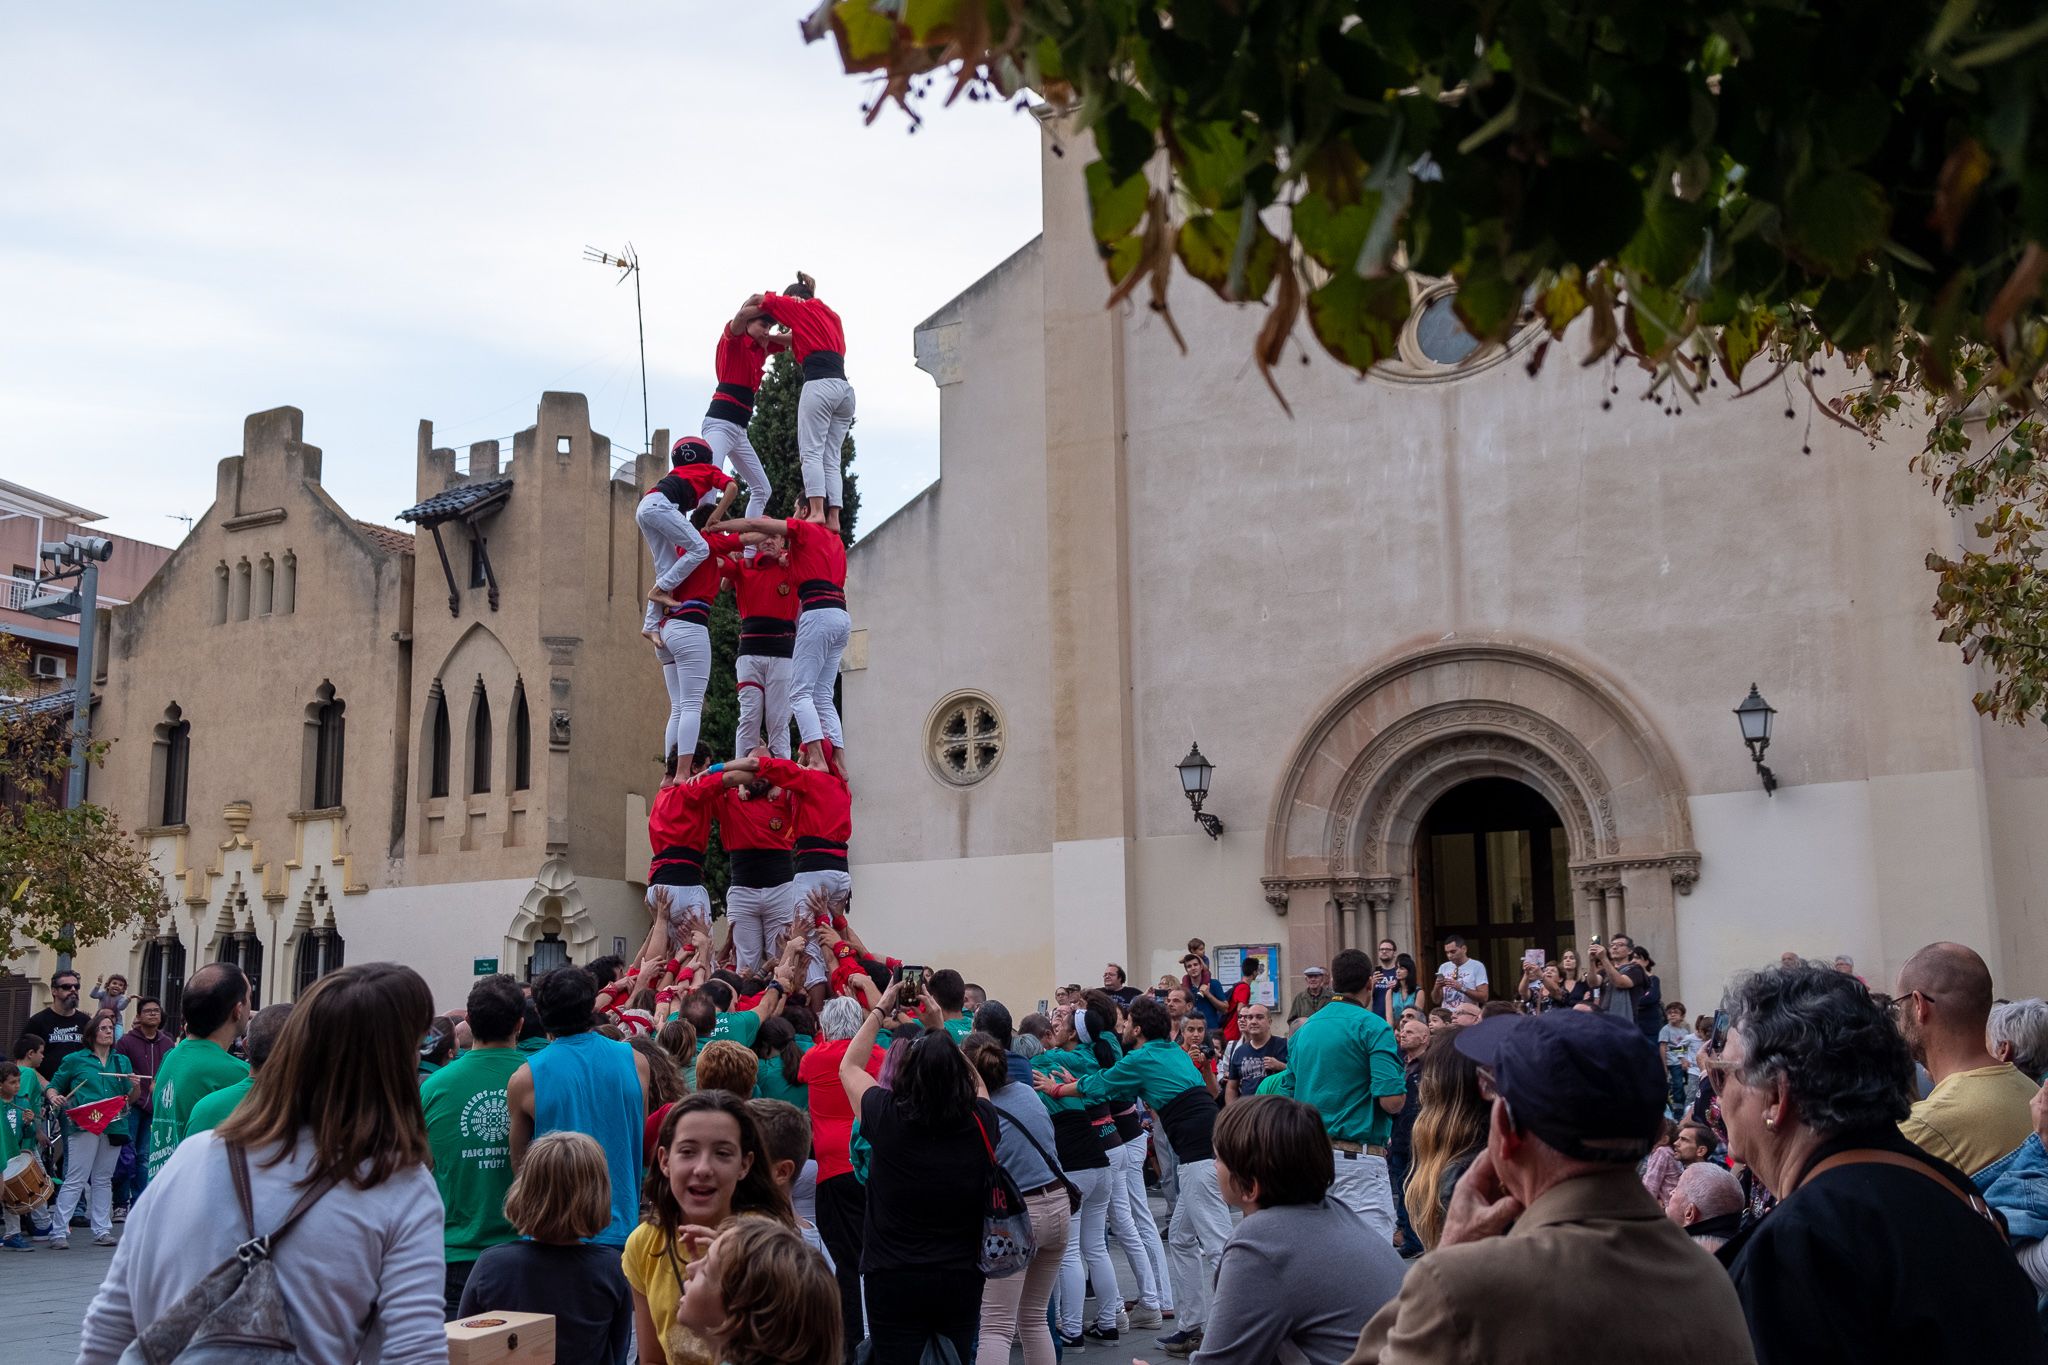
[694,352,859,904]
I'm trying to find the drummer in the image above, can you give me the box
[1,1060,50,1250]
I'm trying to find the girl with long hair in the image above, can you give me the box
[1401,1028,1490,1251]
[839,979,1000,1365]
[76,962,445,1365]
[1385,954,1421,1024]
[752,1014,810,1107]
[677,1216,843,1365]
[625,1090,794,1365]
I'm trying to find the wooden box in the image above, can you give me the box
[445,1310,556,1364]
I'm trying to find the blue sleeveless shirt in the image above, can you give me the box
[527,1031,643,1246]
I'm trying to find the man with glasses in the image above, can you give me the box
[26,971,89,1071]
[1895,941,2039,1175]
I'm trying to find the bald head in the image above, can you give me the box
[1898,942,1995,1029]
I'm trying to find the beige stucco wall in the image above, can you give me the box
[840,117,2048,1013]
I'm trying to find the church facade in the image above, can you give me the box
[22,396,678,1016]
[842,121,2048,1013]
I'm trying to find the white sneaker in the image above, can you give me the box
[49,1238,69,1250]
[93,1232,119,1247]
[1128,1307,1165,1330]
[1117,1309,1130,1332]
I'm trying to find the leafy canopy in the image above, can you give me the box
[0,635,161,959]
[804,0,2048,722]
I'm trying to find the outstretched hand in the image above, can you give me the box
[1033,1066,1076,1095]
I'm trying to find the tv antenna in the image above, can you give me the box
[166,512,195,536]
[583,242,649,456]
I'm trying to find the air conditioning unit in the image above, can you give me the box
[32,653,67,680]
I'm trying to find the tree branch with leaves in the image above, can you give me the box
[804,0,2048,720]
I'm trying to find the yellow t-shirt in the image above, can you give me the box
[1899,1062,2041,1174]
[621,1223,714,1365]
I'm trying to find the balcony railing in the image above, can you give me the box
[2,574,127,615]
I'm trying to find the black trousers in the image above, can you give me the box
[444,1258,476,1320]
[816,1172,869,1359]
[863,1266,985,1365]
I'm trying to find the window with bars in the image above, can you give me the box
[927,693,1004,786]
[525,933,567,981]
[294,927,346,999]
[141,937,186,1035]
[219,931,264,1008]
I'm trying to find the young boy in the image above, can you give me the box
[1658,1001,1695,1117]
[746,1098,832,1270]
[0,1061,49,1250]
[1686,1013,1715,1103]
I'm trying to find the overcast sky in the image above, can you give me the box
[0,3,1043,547]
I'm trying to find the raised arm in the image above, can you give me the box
[840,980,904,1108]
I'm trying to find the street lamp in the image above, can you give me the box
[1176,742,1224,838]
[1734,684,1778,796]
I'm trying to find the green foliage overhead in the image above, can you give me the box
[804,0,2048,723]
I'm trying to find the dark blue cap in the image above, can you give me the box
[1453,1009,1664,1164]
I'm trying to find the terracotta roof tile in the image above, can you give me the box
[354,521,416,555]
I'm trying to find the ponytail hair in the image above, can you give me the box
[1080,990,1121,1070]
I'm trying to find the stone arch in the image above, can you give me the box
[1263,638,1699,965]
[502,855,600,977]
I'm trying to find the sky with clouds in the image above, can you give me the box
[0,2,1044,546]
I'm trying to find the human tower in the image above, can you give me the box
[625,273,857,996]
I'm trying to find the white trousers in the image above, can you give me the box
[1057,1165,1120,1336]
[1165,1157,1229,1331]
[796,378,854,507]
[53,1128,118,1240]
[656,618,712,763]
[1328,1150,1396,1245]
[635,490,709,630]
[736,654,794,759]
[793,868,851,987]
[647,883,712,939]
[702,416,771,519]
[791,608,849,749]
[726,879,799,974]
[1117,1130,1171,1310]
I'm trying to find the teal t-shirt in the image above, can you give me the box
[711,1011,762,1047]
[943,1017,973,1042]
[49,1048,135,1136]
[1073,1037,1203,1110]
[148,1039,250,1177]
[184,1075,253,1136]
[421,1046,527,1261]
[1287,997,1404,1146]
[754,1037,814,1107]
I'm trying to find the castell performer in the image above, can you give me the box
[638,435,736,631]
[752,271,853,533]
[702,303,786,519]
[653,507,741,774]
[728,749,848,1008]
[637,744,718,964]
[708,765,799,974]
[710,512,849,768]
[719,536,797,759]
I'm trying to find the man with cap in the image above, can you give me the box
[1343,1010,1755,1365]
[1286,948,1406,1241]
[1288,965,1333,1026]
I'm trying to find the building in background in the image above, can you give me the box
[842,115,2048,1014]
[0,478,173,700]
[7,396,678,1017]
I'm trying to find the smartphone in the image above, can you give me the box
[1523,948,1546,969]
[898,964,926,997]
[1590,936,1604,947]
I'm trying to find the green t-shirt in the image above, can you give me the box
[420,1046,527,1261]
[754,1037,814,1107]
[517,1036,549,1056]
[147,1039,250,1178]
[1286,997,1404,1147]
[1255,1068,1296,1097]
[0,1092,26,1163]
[711,1011,763,1047]
[185,1075,254,1136]
[943,1017,973,1042]
[49,1049,135,1135]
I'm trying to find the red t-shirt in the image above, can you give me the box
[716,783,796,852]
[757,293,846,363]
[714,328,770,390]
[721,552,799,622]
[757,757,850,846]
[798,1039,884,1180]
[782,518,846,602]
[664,530,740,609]
[650,463,731,507]
[647,773,720,878]
[1222,981,1252,1042]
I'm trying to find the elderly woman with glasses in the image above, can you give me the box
[1711,963,2042,1364]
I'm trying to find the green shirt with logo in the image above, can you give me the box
[421,1046,527,1261]
[711,1011,762,1047]
[147,1039,249,1177]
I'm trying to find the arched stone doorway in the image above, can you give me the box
[1415,777,1575,994]
[1263,639,1700,984]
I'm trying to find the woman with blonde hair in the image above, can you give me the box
[460,1131,632,1363]
[75,962,445,1365]
[677,1216,843,1365]
[1401,1027,1490,1250]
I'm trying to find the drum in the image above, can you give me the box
[1,1152,52,1212]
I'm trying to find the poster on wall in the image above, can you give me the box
[1214,943,1282,1008]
